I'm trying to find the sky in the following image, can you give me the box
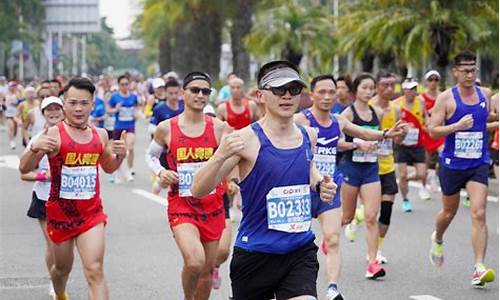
[99,0,140,39]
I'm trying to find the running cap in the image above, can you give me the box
[203,105,216,116]
[183,71,211,88]
[257,60,307,89]
[152,78,165,89]
[424,70,440,80]
[24,86,36,93]
[402,80,418,90]
[164,71,179,80]
[41,96,63,111]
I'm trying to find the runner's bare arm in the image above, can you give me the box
[488,94,499,130]
[337,113,405,142]
[19,126,60,173]
[191,128,248,198]
[216,103,226,121]
[429,91,471,138]
[98,128,126,173]
[293,112,309,126]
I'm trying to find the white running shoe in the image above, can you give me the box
[10,141,16,150]
[419,186,431,200]
[344,223,357,242]
[366,250,388,264]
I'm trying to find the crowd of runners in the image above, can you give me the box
[1,50,498,300]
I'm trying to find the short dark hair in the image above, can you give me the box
[454,51,476,66]
[50,79,61,87]
[257,60,300,88]
[351,73,376,95]
[41,80,51,85]
[310,75,336,91]
[117,74,129,83]
[37,87,51,96]
[375,70,394,83]
[183,71,211,88]
[336,74,353,90]
[63,77,96,96]
[165,80,180,88]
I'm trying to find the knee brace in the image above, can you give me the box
[379,201,393,226]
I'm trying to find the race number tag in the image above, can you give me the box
[266,184,311,233]
[314,153,336,176]
[402,127,419,146]
[378,139,393,156]
[352,139,377,163]
[60,166,97,199]
[455,132,483,159]
[118,106,135,122]
[177,162,214,197]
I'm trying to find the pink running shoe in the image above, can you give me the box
[365,261,386,279]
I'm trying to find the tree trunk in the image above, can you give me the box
[171,22,194,78]
[361,52,375,73]
[230,0,253,83]
[158,31,172,74]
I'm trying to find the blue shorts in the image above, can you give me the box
[312,172,343,217]
[438,163,489,196]
[339,160,379,187]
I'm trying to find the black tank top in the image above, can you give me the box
[343,104,380,163]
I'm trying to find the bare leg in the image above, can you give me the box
[360,182,382,263]
[194,241,219,300]
[50,239,75,295]
[434,193,460,241]
[76,223,108,300]
[466,181,488,264]
[397,163,409,199]
[172,223,207,300]
[318,209,342,284]
[125,132,135,170]
[215,219,232,267]
[341,182,360,225]
[38,220,55,277]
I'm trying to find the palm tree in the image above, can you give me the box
[337,0,498,87]
[244,0,336,75]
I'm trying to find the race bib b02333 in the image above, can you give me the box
[266,184,311,233]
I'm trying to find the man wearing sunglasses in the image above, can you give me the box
[192,61,338,300]
[145,71,230,299]
[428,51,496,287]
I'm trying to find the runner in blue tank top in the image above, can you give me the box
[293,74,405,299]
[191,61,337,300]
[428,51,496,287]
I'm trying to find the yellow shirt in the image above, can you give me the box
[369,98,396,175]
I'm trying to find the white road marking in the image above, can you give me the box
[407,181,498,202]
[132,188,167,207]
[409,295,443,300]
[0,155,19,170]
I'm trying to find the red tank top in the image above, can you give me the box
[492,128,499,151]
[421,93,445,151]
[226,99,251,129]
[47,123,104,235]
[166,115,224,215]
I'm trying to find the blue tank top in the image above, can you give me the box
[235,122,315,254]
[303,109,340,176]
[441,86,489,169]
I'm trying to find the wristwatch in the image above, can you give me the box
[231,178,240,185]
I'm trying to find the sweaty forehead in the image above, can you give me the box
[186,79,209,88]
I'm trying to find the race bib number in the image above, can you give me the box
[177,162,213,197]
[378,139,393,156]
[266,184,311,233]
[352,139,377,163]
[118,106,135,122]
[60,166,97,199]
[314,154,336,176]
[455,131,483,159]
[402,127,419,146]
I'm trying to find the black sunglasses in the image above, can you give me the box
[188,87,212,96]
[263,84,303,96]
[427,77,440,82]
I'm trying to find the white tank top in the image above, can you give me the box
[30,108,46,136]
[27,132,51,200]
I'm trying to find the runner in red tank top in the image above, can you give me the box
[216,77,258,129]
[420,70,445,194]
[145,71,237,299]
[19,77,127,300]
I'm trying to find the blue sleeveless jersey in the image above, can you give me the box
[303,109,340,177]
[441,86,489,169]
[235,122,315,254]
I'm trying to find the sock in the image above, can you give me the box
[378,237,384,248]
[327,282,338,291]
[475,263,486,272]
[56,291,69,300]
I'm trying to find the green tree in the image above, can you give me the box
[244,0,336,75]
[337,0,499,86]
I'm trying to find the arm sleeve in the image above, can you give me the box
[145,140,166,176]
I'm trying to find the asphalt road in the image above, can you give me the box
[1,119,498,300]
